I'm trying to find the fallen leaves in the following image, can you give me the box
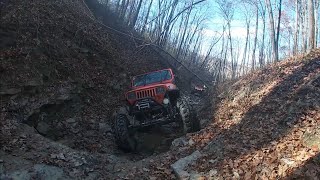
[185,53,320,179]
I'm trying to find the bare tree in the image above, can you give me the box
[217,0,236,79]
[316,0,319,47]
[129,0,143,29]
[293,0,300,55]
[308,0,315,49]
[251,4,259,71]
[140,0,154,34]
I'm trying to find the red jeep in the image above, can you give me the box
[113,68,200,151]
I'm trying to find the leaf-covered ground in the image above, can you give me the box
[1,0,319,179]
[185,50,320,179]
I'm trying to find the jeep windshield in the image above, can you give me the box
[133,69,172,87]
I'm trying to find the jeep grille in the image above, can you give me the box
[137,88,156,99]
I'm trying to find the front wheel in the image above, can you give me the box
[113,114,136,151]
[176,98,200,134]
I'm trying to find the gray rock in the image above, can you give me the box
[86,172,100,180]
[33,164,64,179]
[80,48,89,53]
[66,118,76,123]
[233,171,240,179]
[171,150,202,179]
[36,122,50,135]
[99,123,111,133]
[113,84,121,91]
[303,127,320,149]
[188,139,195,146]
[209,159,217,164]
[57,94,71,101]
[0,88,21,95]
[204,137,224,157]
[120,73,127,78]
[280,158,295,166]
[85,130,96,137]
[171,137,188,149]
[25,80,42,87]
[5,164,66,180]
[190,173,207,180]
[70,127,80,134]
[74,161,83,167]
[209,169,218,177]
[56,153,66,161]
[0,163,3,175]
[143,168,150,172]
[8,170,31,180]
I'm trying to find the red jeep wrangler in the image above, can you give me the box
[113,68,200,151]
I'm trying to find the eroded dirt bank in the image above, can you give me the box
[0,0,212,178]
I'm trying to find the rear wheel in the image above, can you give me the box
[176,98,200,134]
[114,114,136,151]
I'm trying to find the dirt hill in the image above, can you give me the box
[0,0,169,154]
[1,0,319,179]
[171,50,320,179]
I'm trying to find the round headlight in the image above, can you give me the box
[163,98,169,104]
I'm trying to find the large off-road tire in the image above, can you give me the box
[113,114,136,151]
[176,98,200,134]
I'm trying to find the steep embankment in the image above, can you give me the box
[168,50,320,179]
[1,0,168,154]
[1,0,180,178]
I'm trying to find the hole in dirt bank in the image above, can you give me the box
[24,98,82,141]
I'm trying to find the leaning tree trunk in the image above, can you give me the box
[275,0,282,59]
[265,0,279,62]
[141,0,153,34]
[259,3,266,68]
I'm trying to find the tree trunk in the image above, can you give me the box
[227,21,235,79]
[308,0,315,49]
[251,5,259,71]
[119,0,129,21]
[130,0,143,30]
[294,0,300,55]
[265,0,279,62]
[276,0,282,59]
[176,4,193,59]
[159,0,178,46]
[141,0,153,34]
[126,1,136,26]
[242,18,250,74]
[259,0,266,68]
[316,0,319,47]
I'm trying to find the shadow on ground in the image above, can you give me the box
[194,58,320,178]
